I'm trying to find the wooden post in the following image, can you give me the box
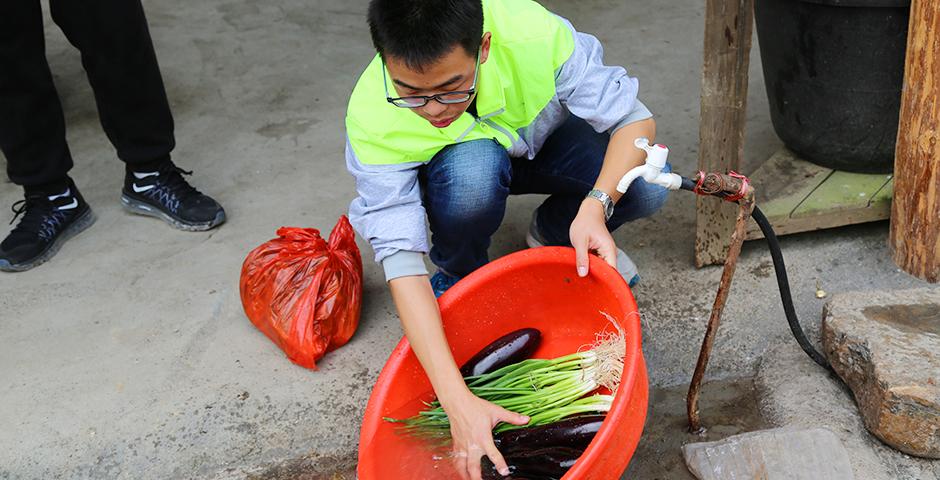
[890,0,940,283]
[694,0,754,267]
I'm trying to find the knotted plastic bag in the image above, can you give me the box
[239,216,362,369]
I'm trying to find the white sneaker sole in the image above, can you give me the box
[0,207,97,272]
[121,194,225,232]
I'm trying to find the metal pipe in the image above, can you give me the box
[686,194,754,433]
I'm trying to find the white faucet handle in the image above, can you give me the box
[633,136,669,169]
[646,142,669,169]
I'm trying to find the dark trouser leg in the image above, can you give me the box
[0,1,73,188]
[420,139,512,278]
[49,0,175,167]
[511,114,669,246]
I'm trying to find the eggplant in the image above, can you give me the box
[481,458,554,480]
[460,328,541,377]
[480,458,515,480]
[506,447,584,478]
[494,415,605,454]
[483,447,585,480]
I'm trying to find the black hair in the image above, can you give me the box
[368,0,484,71]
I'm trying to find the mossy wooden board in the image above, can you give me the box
[791,171,893,218]
[746,149,894,240]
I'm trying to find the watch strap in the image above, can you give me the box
[586,189,614,220]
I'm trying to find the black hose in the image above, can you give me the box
[752,206,831,370]
[679,178,832,370]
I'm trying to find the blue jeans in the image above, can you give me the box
[419,114,670,278]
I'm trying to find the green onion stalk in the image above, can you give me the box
[385,320,626,438]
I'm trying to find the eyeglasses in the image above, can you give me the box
[383,52,480,108]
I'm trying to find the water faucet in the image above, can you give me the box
[615,138,684,194]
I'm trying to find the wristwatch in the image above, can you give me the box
[586,189,614,221]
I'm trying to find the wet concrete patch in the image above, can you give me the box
[248,458,356,480]
[255,118,319,140]
[623,378,767,479]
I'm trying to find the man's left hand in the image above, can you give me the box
[569,198,617,277]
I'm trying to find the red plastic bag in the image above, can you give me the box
[239,216,363,369]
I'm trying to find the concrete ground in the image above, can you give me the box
[0,0,930,478]
[758,344,940,480]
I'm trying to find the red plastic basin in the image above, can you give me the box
[358,247,649,479]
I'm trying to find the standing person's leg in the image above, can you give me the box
[0,0,95,272]
[0,0,73,189]
[419,139,512,296]
[49,0,225,231]
[511,114,670,284]
[49,0,174,166]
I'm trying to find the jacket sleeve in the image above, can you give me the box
[553,16,653,133]
[345,137,429,281]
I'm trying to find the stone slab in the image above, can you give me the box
[682,427,854,480]
[823,287,940,458]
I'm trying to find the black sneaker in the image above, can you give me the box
[121,161,226,231]
[0,183,96,272]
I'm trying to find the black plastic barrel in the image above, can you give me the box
[754,0,911,173]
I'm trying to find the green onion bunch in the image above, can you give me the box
[385,325,625,437]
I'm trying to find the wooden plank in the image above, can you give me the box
[868,177,894,208]
[791,172,893,218]
[749,149,832,220]
[694,0,755,267]
[890,0,940,283]
[749,209,892,239]
[745,148,831,239]
[764,172,893,236]
[745,149,894,240]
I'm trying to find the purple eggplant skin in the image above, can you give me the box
[481,447,584,480]
[504,447,585,479]
[460,328,541,378]
[480,459,553,480]
[494,415,605,454]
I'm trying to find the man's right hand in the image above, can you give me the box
[389,275,529,478]
[440,389,530,480]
